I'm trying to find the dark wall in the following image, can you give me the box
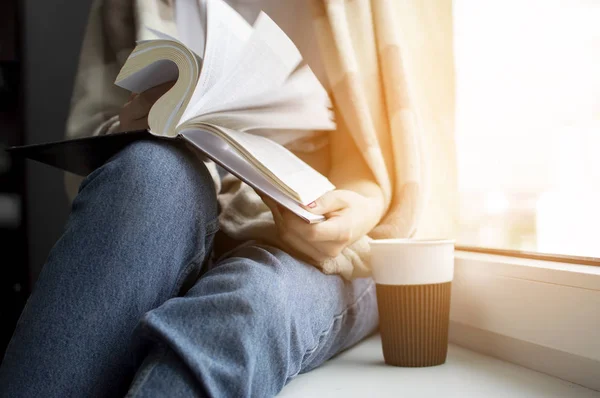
[23,0,92,282]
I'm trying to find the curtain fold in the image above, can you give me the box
[311,0,458,245]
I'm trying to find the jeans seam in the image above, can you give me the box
[169,221,219,299]
[286,280,376,382]
[168,216,218,298]
[169,248,205,299]
[125,346,168,397]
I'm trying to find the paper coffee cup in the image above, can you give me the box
[370,239,454,367]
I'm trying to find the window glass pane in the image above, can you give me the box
[454,0,600,257]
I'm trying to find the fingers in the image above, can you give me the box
[261,195,284,226]
[258,191,350,260]
[120,118,149,132]
[306,190,350,216]
[259,194,329,261]
[125,94,150,120]
[261,190,352,243]
[119,102,149,132]
[142,81,176,104]
[125,81,177,120]
[284,212,352,243]
[276,205,351,258]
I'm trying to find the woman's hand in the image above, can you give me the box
[118,81,175,131]
[261,189,383,262]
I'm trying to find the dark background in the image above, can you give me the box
[24,0,91,278]
[1,0,91,356]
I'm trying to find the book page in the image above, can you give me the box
[180,129,325,223]
[174,0,207,58]
[186,12,303,118]
[116,57,179,94]
[248,129,327,148]
[180,0,252,123]
[145,28,182,46]
[196,64,330,115]
[205,126,335,205]
[193,104,335,133]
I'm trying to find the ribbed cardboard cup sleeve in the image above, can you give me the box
[376,282,452,367]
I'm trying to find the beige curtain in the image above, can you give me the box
[311,0,458,242]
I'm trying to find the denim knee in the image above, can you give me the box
[113,140,199,178]
[78,140,218,218]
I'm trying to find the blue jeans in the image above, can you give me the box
[0,141,378,397]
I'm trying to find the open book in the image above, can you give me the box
[8,0,336,223]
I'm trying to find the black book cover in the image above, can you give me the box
[5,130,175,176]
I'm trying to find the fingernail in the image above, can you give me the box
[307,202,316,208]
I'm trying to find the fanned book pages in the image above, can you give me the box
[8,0,336,223]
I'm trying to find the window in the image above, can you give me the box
[454,0,600,258]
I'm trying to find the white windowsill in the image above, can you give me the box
[450,250,600,390]
[454,250,600,289]
[280,335,599,397]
